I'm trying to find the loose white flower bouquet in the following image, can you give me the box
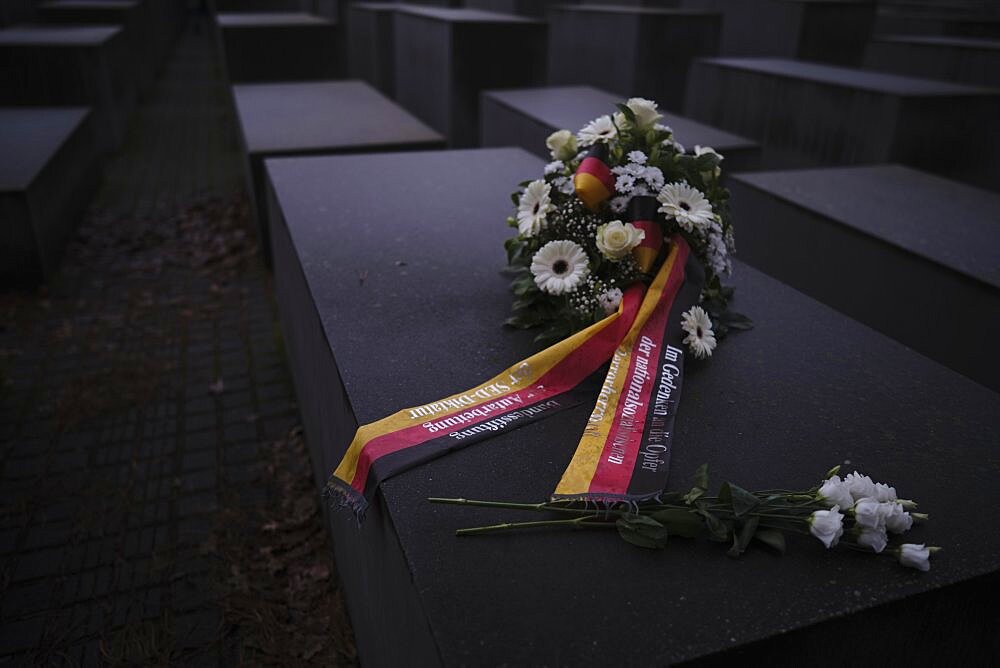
[431,465,940,571]
[503,97,751,350]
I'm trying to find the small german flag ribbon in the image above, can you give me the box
[574,143,615,211]
[327,236,702,517]
[628,195,663,274]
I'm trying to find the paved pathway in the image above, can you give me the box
[0,17,355,666]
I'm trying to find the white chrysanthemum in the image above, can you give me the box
[553,176,575,195]
[680,306,716,359]
[627,150,647,165]
[517,179,553,237]
[706,230,730,275]
[641,166,664,191]
[598,287,623,315]
[657,182,714,233]
[577,115,617,146]
[615,173,636,194]
[609,196,629,214]
[544,160,565,176]
[625,97,662,128]
[530,240,590,295]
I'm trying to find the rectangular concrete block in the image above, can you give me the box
[216,12,340,83]
[685,0,876,66]
[266,146,1000,665]
[37,0,156,96]
[480,84,760,173]
[347,2,397,97]
[231,79,444,263]
[728,164,1000,391]
[864,34,1000,87]
[1,108,101,285]
[546,5,720,112]
[392,7,546,147]
[0,25,135,151]
[684,57,1000,190]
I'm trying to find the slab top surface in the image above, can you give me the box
[216,12,335,27]
[485,85,758,153]
[267,147,1000,665]
[233,80,443,155]
[553,4,718,16]
[733,165,1000,290]
[0,24,120,45]
[0,107,90,191]
[697,57,998,96]
[876,34,1000,51]
[394,6,542,23]
[38,0,140,10]
[349,1,402,11]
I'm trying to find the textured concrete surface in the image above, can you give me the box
[730,164,1000,391]
[865,34,1000,87]
[267,147,1000,665]
[685,57,1000,190]
[216,12,340,83]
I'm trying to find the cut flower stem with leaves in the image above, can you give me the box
[429,465,940,571]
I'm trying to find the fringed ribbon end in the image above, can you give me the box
[324,477,369,525]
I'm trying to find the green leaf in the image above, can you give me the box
[616,516,669,550]
[694,506,729,542]
[510,192,520,206]
[727,483,760,518]
[753,528,786,554]
[728,516,760,557]
[718,310,754,331]
[649,509,702,538]
[615,103,637,125]
[692,463,709,490]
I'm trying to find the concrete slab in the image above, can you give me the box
[865,34,1000,87]
[480,84,760,172]
[0,107,101,284]
[216,12,339,82]
[37,0,155,95]
[266,146,1000,666]
[684,0,876,66]
[347,2,397,97]
[0,25,134,151]
[392,6,546,147]
[684,57,1000,190]
[729,164,1000,391]
[231,79,444,262]
[546,5,721,112]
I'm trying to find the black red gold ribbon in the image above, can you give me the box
[327,236,702,517]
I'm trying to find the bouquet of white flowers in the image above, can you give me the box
[504,97,751,349]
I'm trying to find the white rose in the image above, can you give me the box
[694,145,724,162]
[884,503,914,534]
[818,476,854,510]
[857,527,888,553]
[626,97,662,128]
[844,471,876,501]
[809,506,844,549]
[898,543,932,572]
[852,497,892,531]
[595,221,645,261]
[872,482,897,503]
[546,129,578,161]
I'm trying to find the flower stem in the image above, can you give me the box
[455,516,615,536]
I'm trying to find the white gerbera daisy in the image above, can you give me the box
[530,240,590,295]
[517,179,553,237]
[657,182,714,233]
[680,306,717,359]
[577,115,617,146]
